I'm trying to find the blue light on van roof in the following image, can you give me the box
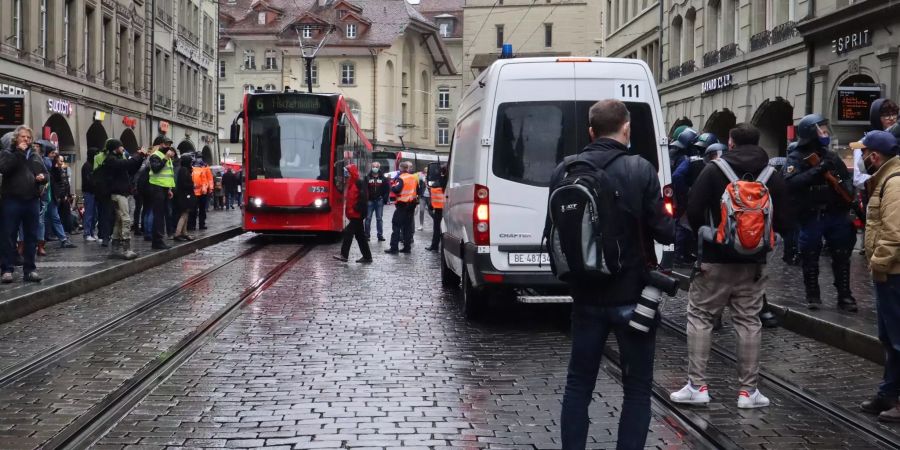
[501,44,513,59]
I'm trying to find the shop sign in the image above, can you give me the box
[122,116,138,129]
[159,121,170,133]
[0,96,25,126]
[48,98,74,117]
[837,86,881,122]
[832,29,871,55]
[93,111,107,121]
[175,39,213,72]
[0,84,27,96]
[700,74,734,94]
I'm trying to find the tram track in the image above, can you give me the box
[655,315,900,449]
[41,244,313,449]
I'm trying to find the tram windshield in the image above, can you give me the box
[248,113,332,181]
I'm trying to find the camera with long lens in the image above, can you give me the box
[629,270,680,333]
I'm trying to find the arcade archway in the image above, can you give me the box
[704,109,737,144]
[86,121,108,152]
[177,139,196,156]
[201,145,213,165]
[752,98,794,156]
[669,117,694,139]
[42,114,76,153]
[120,129,139,153]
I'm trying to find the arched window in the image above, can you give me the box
[243,83,254,93]
[264,83,277,91]
[706,0,720,51]
[683,8,696,63]
[670,15,682,66]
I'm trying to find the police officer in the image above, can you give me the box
[670,128,700,263]
[425,166,447,252]
[385,161,419,254]
[148,139,176,250]
[777,143,802,266]
[784,114,858,312]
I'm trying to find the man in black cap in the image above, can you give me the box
[147,136,176,249]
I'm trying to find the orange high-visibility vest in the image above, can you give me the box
[430,187,445,209]
[397,173,419,203]
[191,166,213,196]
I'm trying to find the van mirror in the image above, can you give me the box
[229,123,240,143]
[336,124,347,146]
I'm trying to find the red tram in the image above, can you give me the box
[229,91,371,233]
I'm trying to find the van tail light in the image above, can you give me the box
[473,184,490,245]
[663,184,675,217]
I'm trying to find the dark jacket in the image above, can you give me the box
[81,159,94,194]
[175,155,196,210]
[222,171,238,194]
[672,157,707,216]
[50,165,71,202]
[784,142,852,219]
[550,138,675,307]
[0,147,49,200]
[103,152,143,197]
[688,145,792,264]
[366,170,389,203]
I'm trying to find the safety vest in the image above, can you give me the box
[397,173,418,203]
[149,150,175,188]
[192,166,213,196]
[430,187,445,209]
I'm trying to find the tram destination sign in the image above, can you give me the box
[249,94,335,117]
[837,86,881,122]
[0,96,25,126]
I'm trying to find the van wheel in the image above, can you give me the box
[440,246,460,288]
[461,268,487,320]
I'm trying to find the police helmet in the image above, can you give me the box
[671,128,699,150]
[796,114,828,146]
[693,133,718,151]
[704,142,727,157]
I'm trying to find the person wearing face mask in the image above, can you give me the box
[102,139,145,259]
[855,100,899,192]
[784,114,857,312]
[334,164,372,263]
[365,162,389,241]
[853,131,900,422]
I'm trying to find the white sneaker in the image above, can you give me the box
[737,389,770,409]
[84,235,97,242]
[670,383,710,404]
[417,226,424,231]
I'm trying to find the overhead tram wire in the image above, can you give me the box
[464,0,501,57]
[518,0,568,49]
[507,0,538,40]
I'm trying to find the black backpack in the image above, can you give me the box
[543,151,627,283]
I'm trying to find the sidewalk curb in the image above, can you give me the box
[768,302,884,365]
[0,227,244,324]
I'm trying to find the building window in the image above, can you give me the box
[244,83,254,93]
[264,49,278,70]
[346,23,357,39]
[264,83,277,91]
[64,0,72,67]
[258,12,266,25]
[438,87,450,109]
[218,59,226,78]
[340,62,355,85]
[13,0,22,50]
[218,93,225,112]
[39,0,48,59]
[438,121,450,146]
[302,25,313,39]
[544,23,553,47]
[496,25,504,48]
[670,15,682,66]
[305,62,318,86]
[707,0,720,51]
[683,8,696,63]
[243,50,255,70]
[439,22,450,38]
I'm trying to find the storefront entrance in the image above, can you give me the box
[704,109,737,144]
[86,122,108,152]
[752,98,794,156]
[42,114,76,153]
[201,145,213,165]
[120,129,139,154]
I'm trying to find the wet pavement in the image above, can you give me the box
[0,207,895,449]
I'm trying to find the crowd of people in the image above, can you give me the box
[0,126,244,283]
[547,96,900,448]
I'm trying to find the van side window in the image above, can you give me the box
[491,101,659,187]
[451,109,482,183]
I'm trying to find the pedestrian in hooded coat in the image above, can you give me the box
[173,154,197,241]
[334,164,372,263]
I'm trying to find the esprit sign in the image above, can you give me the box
[48,98,74,116]
[700,74,734,94]
[833,29,871,55]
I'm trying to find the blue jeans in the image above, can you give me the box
[44,199,67,242]
[2,198,40,274]
[561,303,656,450]
[365,199,384,238]
[143,207,154,240]
[226,192,238,209]
[876,276,900,399]
[83,193,96,237]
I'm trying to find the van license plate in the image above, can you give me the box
[508,253,550,265]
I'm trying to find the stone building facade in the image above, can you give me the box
[418,0,463,153]
[217,0,455,158]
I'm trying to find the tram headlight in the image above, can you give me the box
[251,197,263,208]
[313,198,328,208]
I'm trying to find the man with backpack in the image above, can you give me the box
[854,131,900,422]
[550,99,674,449]
[669,124,790,409]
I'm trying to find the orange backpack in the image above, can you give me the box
[701,159,776,256]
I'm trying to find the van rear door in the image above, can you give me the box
[486,61,579,272]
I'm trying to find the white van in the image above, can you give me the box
[440,57,673,318]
